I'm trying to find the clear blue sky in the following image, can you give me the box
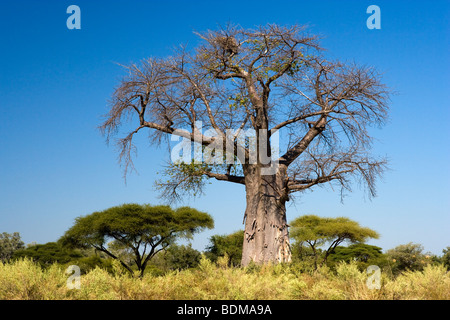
[0,0,449,255]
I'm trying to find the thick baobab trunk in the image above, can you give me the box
[241,164,292,266]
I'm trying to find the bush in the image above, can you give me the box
[386,243,432,275]
[205,231,243,267]
[329,244,385,268]
[13,242,83,267]
[441,247,450,270]
[0,258,449,300]
[0,258,67,299]
[385,264,450,300]
[67,255,114,275]
[163,244,202,271]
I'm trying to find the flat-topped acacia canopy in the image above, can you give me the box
[60,203,213,277]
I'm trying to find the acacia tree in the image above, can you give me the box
[290,215,379,268]
[60,204,213,277]
[100,24,390,265]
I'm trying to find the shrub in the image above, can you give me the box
[13,242,83,267]
[0,258,449,300]
[0,258,67,299]
[385,264,450,300]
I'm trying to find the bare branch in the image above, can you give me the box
[287,144,388,198]
[101,23,390,204]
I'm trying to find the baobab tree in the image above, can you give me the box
[100,24,390,266]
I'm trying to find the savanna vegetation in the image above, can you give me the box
[0,254,449,300]
[1,210,449,300]
[1,24,448,301]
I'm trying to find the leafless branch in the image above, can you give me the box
[100,23,390,202]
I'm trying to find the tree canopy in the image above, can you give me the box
[60,203,213,277]
[290,215,379,268]
[13,242,83,267]
[328,243,383,265]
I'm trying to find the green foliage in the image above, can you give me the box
[290,243,321,273]
[291,215,379,244]
[290,215,379,267]
[155,156,243,202]
[205,230,244,267]
[329,243,383,263]
[0,232,25,263]
[13,242,83,267]
[1,258,449,300]
[227,93,249,110]
[151,244,202,272]
[156,160,211,199]
[165,244,202,270]
[72,255,114,275]
[59,203,214,277]
[386,242,433,275]
[441,247,450,270]
[13,243,114,274]
[328,243,388,271]
[61,203,213,249]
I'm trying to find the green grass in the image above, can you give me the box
[0,257,449,300]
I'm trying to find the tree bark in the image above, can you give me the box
[241,164,292,266]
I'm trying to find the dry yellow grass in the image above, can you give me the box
[0,257,448,300]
